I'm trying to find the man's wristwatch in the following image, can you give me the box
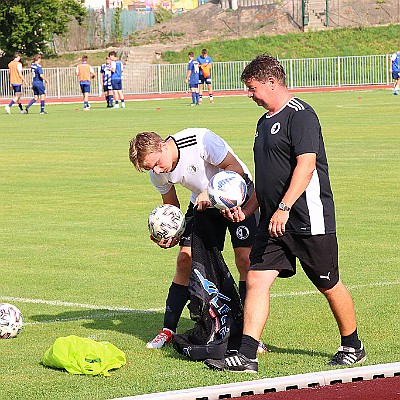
[278,202,291,212]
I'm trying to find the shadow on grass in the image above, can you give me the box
[30,309,194,345]
[266,345,332,358]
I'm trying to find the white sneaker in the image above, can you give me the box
[257,340,268,354]
[113,104,119,109]
[5,105,10,114]
[146,328,174,349]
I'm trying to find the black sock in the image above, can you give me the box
[239,334,259,359]
[341,328,361,349]
[163,282,189,332]
[238,281,246,305]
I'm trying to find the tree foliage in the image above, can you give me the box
[0,0,86,56]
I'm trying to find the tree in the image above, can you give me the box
[0,0,86,56]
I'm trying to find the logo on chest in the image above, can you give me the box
[270,122,281,135]
[187,165,197,174]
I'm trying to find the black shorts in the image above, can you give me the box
[179,202,256,250]
[249,233,339,289]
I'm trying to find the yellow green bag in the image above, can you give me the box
[42,335,126,376]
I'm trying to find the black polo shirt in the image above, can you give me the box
[254,97,336,235]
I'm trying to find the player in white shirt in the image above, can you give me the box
[129,128,267,353]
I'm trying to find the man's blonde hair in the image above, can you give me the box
[129,132,163,172]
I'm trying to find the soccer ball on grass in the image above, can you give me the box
[148,204,186,242]
[0,303,23,339]
[207,171,247,210]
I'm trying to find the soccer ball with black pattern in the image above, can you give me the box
[207,171,247,210]
[148,204,186,242]
[0,303,23,339]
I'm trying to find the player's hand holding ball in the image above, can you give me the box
[148,204,186,249]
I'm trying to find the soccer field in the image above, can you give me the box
[0,91,399,399]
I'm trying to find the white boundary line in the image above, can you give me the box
[114,362,400,400]
[1,281,398,325]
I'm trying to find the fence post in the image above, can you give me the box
[386,54,390,86]
[337,56,341,87]
[290,58,294,89]
[158,64,162,94]
[57,68,61,98]
[97,66,102,97]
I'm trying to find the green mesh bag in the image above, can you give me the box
[42,335,126,376]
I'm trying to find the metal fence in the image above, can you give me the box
[0,54,392,100]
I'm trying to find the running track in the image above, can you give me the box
[0,84,392,106]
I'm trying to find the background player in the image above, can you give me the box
[25,54,48,115]
[5,52,28,114]
[100,56,114,107]
[108,51,125,108]
[185,52,200,106]
[391,50,400,95]
[76,55,95,111]
[196,49,214,104]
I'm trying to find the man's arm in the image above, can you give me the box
[269,152,316,237]
[161,186,180,209]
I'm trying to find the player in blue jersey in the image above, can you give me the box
[186,52,200,106]
[25,54,48,115]
[100,56,114,107]
[108,51,125,108]
[196,49,214,104]
[391,51,400,95]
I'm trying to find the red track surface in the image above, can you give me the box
[0,85,391,106]
[231,375,400,400]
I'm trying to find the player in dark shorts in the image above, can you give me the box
[204,55,366,373]
[129,128,267,354]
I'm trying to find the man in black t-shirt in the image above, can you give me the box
[205,55,366,373]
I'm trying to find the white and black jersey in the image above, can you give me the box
[150,128,252,204]
[254,97,336,235]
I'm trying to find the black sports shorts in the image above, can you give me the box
[179,202,256,250]
[249,233,339,289]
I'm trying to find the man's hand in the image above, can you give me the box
[221,206,246,222]
[195,191,211,211]
[150,235,180,248]
[268,210,289,237]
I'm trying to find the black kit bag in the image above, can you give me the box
[173,207,244,361]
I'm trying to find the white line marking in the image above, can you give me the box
[271,281,400,298]
[1,281,398,325]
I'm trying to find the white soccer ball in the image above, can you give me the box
[208,171,247,210]
[148,204,186,242]
[0,303,23,339]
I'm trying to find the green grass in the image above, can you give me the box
[0,90,399,399]
[162,24,400,63]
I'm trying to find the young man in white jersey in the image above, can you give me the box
[129,128,267,354]
[204,55,365,373]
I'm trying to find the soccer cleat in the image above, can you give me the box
[40,111,48,115]
[83,107,90,111]
[113,104,119,108]
[204,351,258,373]
[5,105,11,114]
[210,99,214,103]
[121,103,126,108]
[328,343,366,366]
[146,328,174,349]
[257,340,268,354]
[24,107,29,114]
